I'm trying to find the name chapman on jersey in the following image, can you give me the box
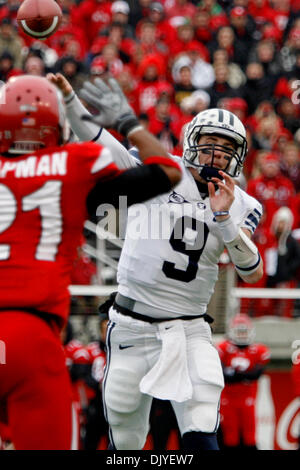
[0,152,67,178]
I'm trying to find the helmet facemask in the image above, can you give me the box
[228,314,255,346]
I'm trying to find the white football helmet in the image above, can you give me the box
[183,108,247,180]
[227,314,255,346]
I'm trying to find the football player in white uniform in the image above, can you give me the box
[49,74,264,451]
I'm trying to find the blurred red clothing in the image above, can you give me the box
[170,38,210,62]
[165,1,197,20]
[73,0,112,46]
[247,173,296,228]
[70,251,97,286]
[47,24,89,60]
[90,36,136,60]
[248,0,277,27]
[135,80,173,114]
[136,18,176,49]
[217,339,270,447]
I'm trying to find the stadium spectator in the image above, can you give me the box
[264,207,300,317]
[280,26,300,73]
[207,63,238,107]
[110,0,135,38]
[219,97,248,124]
[248,0,277,29]
[114,65,139,114]
[74,0,112,46]
[0,17,23,68]
[245,100,279,133]
[147,2,177,47]
[252,115,283,151]
[125,0,153,29]
[136,19,168,59]
[47,7,89,60]
[172,58,197,106]
[91,22,136,66]
[54,56,88,94]
[229,6,257,49]
[23,55,45,76]
[0,50,22,80]
[247,152,296,228]
[147,94,180,154]
[240,62,277,114]
[269,0,291,33]
[280,140,300,192]
[249,39,282,76]
[208,25,248,68]
[171,89,211,154]
[198,0,226,19]
[164,0,197,23]
[193,8,214,44]
[169,17,210,62]
[135,53,170,114]
[276,96,300,135]
[212,48,246,89]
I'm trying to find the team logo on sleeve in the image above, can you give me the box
[168,192,188,204]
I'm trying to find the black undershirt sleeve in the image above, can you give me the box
[86,164,173,216]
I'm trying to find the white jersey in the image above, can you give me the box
[117,159,262,318]
[66,94,262,318]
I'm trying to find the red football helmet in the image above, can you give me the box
[0,75,67,155]
[227,313,255,346]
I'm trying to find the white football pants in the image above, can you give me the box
[103,307,224,450]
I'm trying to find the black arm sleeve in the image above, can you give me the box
[86,164,173,216]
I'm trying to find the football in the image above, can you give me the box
[17,0,62,40]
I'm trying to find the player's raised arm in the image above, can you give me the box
[47,73,136,169]
[208,171,263,284]
[79,77,182,187]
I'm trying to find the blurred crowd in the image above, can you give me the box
[0,0,299,316]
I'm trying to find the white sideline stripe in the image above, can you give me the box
[68,286,300,299]
[21,16,58,37]
[231,287,300,300]
[69,285,118,296]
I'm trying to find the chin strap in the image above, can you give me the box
[199,166,223,182]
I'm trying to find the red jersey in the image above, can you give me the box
[217,340,271,396]
[0,142,119,326]
[246,174,295,228]
[64,339,91,367]
[73,0,112,46]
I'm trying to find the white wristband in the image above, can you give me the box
[216,216,239,243]
[127,125,144,138]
